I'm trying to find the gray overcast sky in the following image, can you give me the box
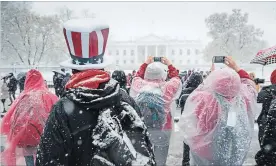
[32,1,276,46]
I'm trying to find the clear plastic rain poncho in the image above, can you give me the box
[130,62,182,166]
[179,68,257,166]
[130,62,182,131]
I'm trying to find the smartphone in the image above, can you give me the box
[213,56,225,63]
[153,57,162,62]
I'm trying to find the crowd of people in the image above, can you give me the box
[0,73,19,114]
[0,18,276,166]
[0,68,71,115]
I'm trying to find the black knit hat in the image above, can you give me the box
[112,70,127,88]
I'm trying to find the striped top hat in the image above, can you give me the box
[60,18,112,70]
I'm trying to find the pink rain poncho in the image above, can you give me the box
[0,69,58,166]
[130,62,182,166]
[179,68,257,166]
[130,62,182,131]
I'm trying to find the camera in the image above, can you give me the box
[153,57,162,62]
[213,56,225,63]
[254,78,265,84]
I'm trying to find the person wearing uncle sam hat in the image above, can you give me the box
[36,18,155,166]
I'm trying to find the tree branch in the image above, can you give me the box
[32,30,40,65]
[6,39,25,65]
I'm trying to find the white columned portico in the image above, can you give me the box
[155,45,158,57]
[166,44,169,58]
[145,45,148,61]
[135,44,138,64]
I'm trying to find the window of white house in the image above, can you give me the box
[195,60,198,64]
[131,50,134,56]
[116,60,119,64]
[142,50,145,56]
[116,50,119,55]
[180,49,183,55]
[160,49,164,56]
[187,49,190,55]
[131,60,134,63]
[123,50,126,56]
[172,50,175,55]
[195,49,199,55]
[187,59,190,64]
[180,60,183,64]
[123,60,126,64]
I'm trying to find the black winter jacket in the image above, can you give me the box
[36,79,154,166]
[18,76,26,92]
[179,87,196,109]
[257,85,276,129]
[8,76,17,92]
[179,72,203,110]
[255,97,276,166]
[60,74,71,96]
[53,74,64,89]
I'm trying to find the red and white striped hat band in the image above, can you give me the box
[63,28,109,65]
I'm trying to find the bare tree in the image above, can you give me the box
[81,8,96,18]
[204,9,267,63]
[1,2,64,66]
[59,6,74,22]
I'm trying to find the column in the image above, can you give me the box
[166,44,169,58]
[145,45,148,61]
[155,45,158,57]
[135,45,138,64]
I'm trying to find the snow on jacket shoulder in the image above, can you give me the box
[36,79,155,166]
[255,97,276,166]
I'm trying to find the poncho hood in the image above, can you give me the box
[24,69,47,92]
[144,62,167,81]
[204,68,241,98]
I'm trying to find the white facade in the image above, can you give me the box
[106,34,205,70]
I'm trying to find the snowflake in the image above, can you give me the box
[77,140,83,145]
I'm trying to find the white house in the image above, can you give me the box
[106,34,205,70]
